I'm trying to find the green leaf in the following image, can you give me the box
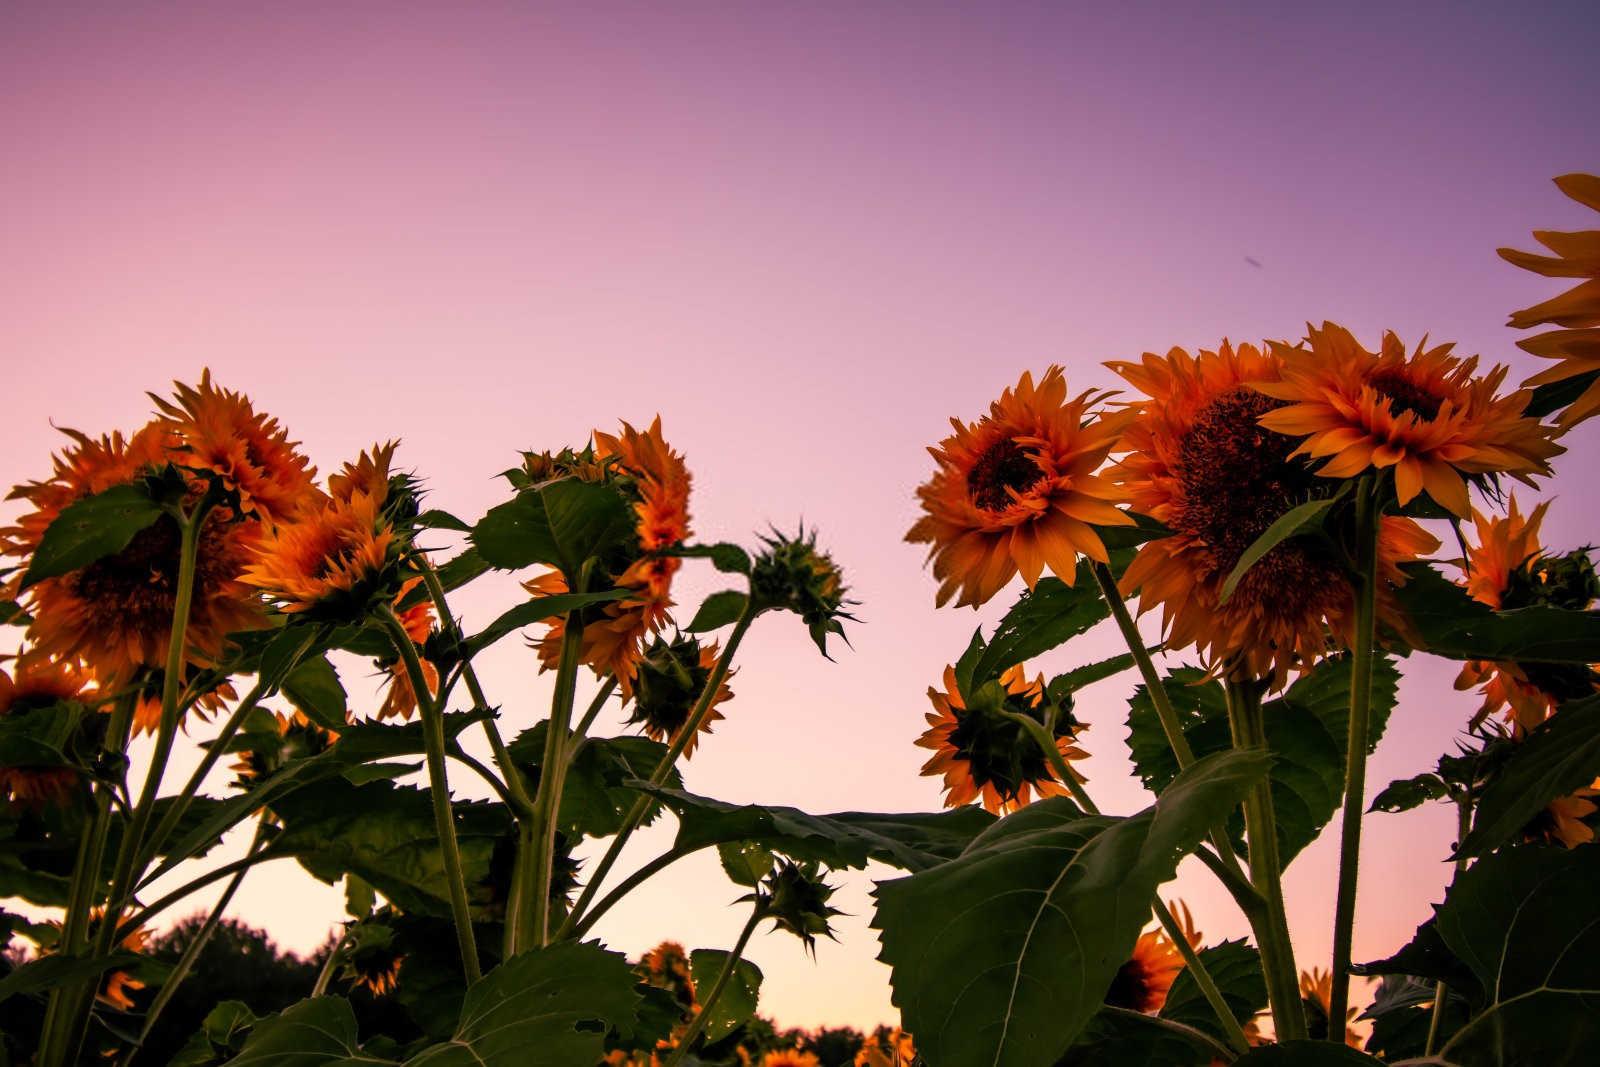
[463,588,629,657]
[470,479,634,579]
[398,548,490,611]
[254,625,322,692]
[1218,496,1338,605]
[637,784,995,872]
[281,655,347,730]
[510,728,682,838]
[688,949,763,1042]
[1127,656,1398,868]
[1526,368,1600,419]
[1370,773,1450,814]
[872,749,1268,1067]
[1046,653,1140,704]
[0,951,141,1004]
[1362,974,1468,1061]
[686,590,749,632]
[970,557,1120,686]
[1228,1043,1384,1064]
[1159,939,1267,1044]
[1059,1007,1219,1066]
[677,542,753,575]
[407,942,640,1066]
[717,842,775,887]
[1458,692,1600,858]
[0,597,29,625]
[1393,563,1600,663]
[344,874,376,918]
[20,482,164,589]
[227,996,380,1066]
[415,508,472,532]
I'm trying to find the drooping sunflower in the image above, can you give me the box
[1104,902,1200,1014]
[627,635,734,758]
[1300,967,1360,1047]
[0,655,91,809]
[529,419,691,696]
[242,444,407,619]
[1453,498,1598,732]
[3,424,266,709]
[1255,323,1560,517]
[375,576,438,721]
[1499,174,1600,430]
[151,370,317,522]
[917,662,1087,814]
[1110,342,1439,684]
[908,367,1133,608]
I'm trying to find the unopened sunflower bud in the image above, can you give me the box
[756,858,843,956]
[629,634,734,758]
[750,527,856,656]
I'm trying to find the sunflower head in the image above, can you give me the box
[1105,925,1186,1014]
[627,635,734,759]
[1300,967,1360,1047]
[763,1052,821,1067]
[1110,340,1440,685]
[340,921,404,997]
[0,655,94,810]
[907,367,1133,609]
[1257,323,1561,517]
[856,1028,917,1067]
[757,859,842,957]
[638,940,697,1013]
[917,662,1087,814]
[151,370,317,523]
[751,526,855,656]
[228,710,337,787]
[1524,783,1600,848]
[1499,174,1600,430]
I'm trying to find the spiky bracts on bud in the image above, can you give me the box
[751,527,855,656]
[753,858,843,956]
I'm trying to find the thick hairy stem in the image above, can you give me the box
[1328,478,1381,1033]
[1226,678,1306,1041]
[557,607,756,941]
[1424,795,1474,1054]
[663,903,765,1067]
[527,614,585,948]
[381,608,481,982]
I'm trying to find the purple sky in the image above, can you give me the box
[3,0,1598,1030]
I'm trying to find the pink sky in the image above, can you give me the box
[3,0,1598,1032]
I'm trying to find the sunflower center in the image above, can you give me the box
[1368,370,1443,422]
[967,438,1041,511]
[69,515,185,631]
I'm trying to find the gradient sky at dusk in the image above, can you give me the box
[4,0,1599,1032]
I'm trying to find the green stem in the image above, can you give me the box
[310,928,352,999]
[1424,794,1473,1054]
[118,819,270,1067]
[380,607,481,982]
[1226,677,1305,1041]
[557,606,757,942]
[569,677,619,756]
[1006,708,1251,1057]
[572,843,698,939]
[527,613,585,949]
[1328,478,1381,1035]
[663,902,766,1067]
[117,847,303,939]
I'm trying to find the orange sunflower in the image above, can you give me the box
[1500,174,1600,430]
[4,423,266,710]
[1453,498,1598,732]
[1530,783,1600,848]
[763,1052,820,1067]
[529,419,691,696]
[856,1029,917,1067]
[229,710,337,786]
[1110,342,1439,684]
[917,662,1087,814]
[1300,967,1360,1047]
[627,635,734,758]
[907,366,1133,609]
[1105,901,1200,1014]
[151,370,316,522]
[0,655,91,809]
[242,444,404,618]
[376,576,438,721]
[43,910,149,1011]
[1255,323,1560,517]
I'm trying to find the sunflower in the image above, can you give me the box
[907,367,1132,609]
[376,576,438,721]
[1300,967,1360,1047]
[151,370,316,522]
[639,940,697,1012]
[917,662,1087,814]
[45,910,149,1011]
[763,1051,821,1067]
[627,635,734,758]
[1110,342,1439,684]
[856,1029,917,1067]
[229,710,336,786]
[4,424,266,706]
[529,419,691,696]
[0,655,91,809]
[1529,783,1600,848]
[242,444,406,619]
[1499,174,1600,430]
[1453,498,1599,732]
[1255,323,1560,517]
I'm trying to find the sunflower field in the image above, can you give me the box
[2,174,1599,1067]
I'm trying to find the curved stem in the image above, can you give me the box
[447,744,518,808]
[1226,677,1305,1041]
[1328,478,1381,1034]
[380,607,481,982]
[310,927,354,999]
[663,902,765,1067]
[1100,1006,1235,1063]
[557,606,757,942]
[527,614,585,949]
[569,678,620,757]
[1153,898,1252,1056]
[572,843,699,939]
[1424,794,1473,1054]
[118,847,304,937]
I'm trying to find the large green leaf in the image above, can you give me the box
[0,952,142,1004]
[1127,656,1397,868]
[688,949,763,1042]
[510,727,683,837]
[965,554,1128,690]
[281,655,347,730]
[470,479,634,579]
[1393,563,1600,663]
[20,482,164,589]
[1458,692,1600,858]
[1059,1008,1219,1066]
[636,784,996,872]
[871,749,1268,1067]
[462,588,628,657]
[226,997,376,1066]
[1159,939,1267,1044]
